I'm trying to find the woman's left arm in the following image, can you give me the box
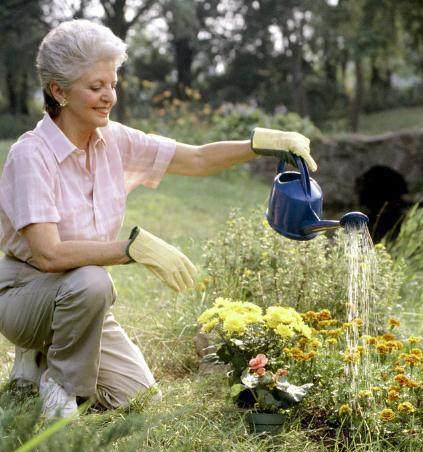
[166,140,256,176]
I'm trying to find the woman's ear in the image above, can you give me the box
[49,81,66,104]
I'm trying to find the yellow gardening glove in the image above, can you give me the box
[250,127,317,172]
[126,226,197,292]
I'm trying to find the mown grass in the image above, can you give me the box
[323,105,423,135]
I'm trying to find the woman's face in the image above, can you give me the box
[62,60,118,131]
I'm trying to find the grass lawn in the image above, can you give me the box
[323,105,423,135]
[0,121,421,450]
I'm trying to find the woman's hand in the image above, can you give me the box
[250,127,317,171]
[126,226,197,292]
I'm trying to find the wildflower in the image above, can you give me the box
[358,390,372,398]
[342,322,353,330]
[353,318,364,327]
[327,338,337,345]
[407,336,422,345]
[383,332,396,341]
[318,320,337,328]
[397,402,415,414]
[394,366,406,374]
[343,350,360,364]
[394,374,410,386]
[302,311,318,322]
[327,329,343,338]
[376,343,390,355]
[249,354,268,370]
[410,348,422,357]
[308,339,322,350]
[405,379,419,389]
[339,404,352,416]
[387,389,400,401]
[317,309,331,320]
[304,351,318,361]
[371,386,382,393]
[402,353,421,366]
[388,318,400,328]
[365,336,377,345]
[380,408,396,421]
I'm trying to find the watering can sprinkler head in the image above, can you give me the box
[266,156,369,240]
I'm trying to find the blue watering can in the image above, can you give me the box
[266,155,368,241]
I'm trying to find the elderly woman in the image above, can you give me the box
[0,20,316,418]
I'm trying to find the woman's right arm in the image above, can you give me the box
[22,223,130,272]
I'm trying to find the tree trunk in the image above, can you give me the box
[18,72,29,115]
[116,65,127,122]
[6,69,17,115]
[174,37,193,98]
[292,43,307,117]
[350,57,363,132]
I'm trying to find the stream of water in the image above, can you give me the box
[342,222,377,398]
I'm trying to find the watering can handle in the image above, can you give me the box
[277,155,311,197]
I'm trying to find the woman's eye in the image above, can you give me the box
[91,86,101,91]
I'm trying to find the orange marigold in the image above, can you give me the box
[317,309,331,321]
[387,389,400,401]
[380,408,395,421]
[394,374,409,386]
[388,318,400,327]
[383,332,396,341]
[398,402,415,414]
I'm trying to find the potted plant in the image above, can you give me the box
[198,297,314,433]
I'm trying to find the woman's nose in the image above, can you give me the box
[101,86,116,103]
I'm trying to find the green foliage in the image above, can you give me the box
[0,114,40,140]
[386,205,423,334]
[202,208,403,322]
[209,104,323,141]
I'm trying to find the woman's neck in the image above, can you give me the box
[53,114,93,151]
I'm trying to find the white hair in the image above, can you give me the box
[37,19,127,97]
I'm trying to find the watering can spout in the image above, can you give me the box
[302,219,340,236]
[302,211,369,236]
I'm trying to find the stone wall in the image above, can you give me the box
[249,130,423,209]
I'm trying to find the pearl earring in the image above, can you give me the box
[59,99,68,107]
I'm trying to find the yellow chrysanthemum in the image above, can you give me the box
[198,307,219,324]
[397,402,415,414]
[202,318,219,333]
[275,324,294,338]
[380,408,395,421]
[264,306,302,329]
[222,314,247,335]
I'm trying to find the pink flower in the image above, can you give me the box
[249,353,268,370]
[256,367,266,377]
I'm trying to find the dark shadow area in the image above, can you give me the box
[355,165,412,242]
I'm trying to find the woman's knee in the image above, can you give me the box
[59,266,116,311]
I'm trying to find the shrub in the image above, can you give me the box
[201,208,403,323]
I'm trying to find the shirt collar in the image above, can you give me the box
[34,113,106,163]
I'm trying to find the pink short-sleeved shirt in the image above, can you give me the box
[0,113,176,261]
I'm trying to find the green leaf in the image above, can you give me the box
[230,384,246,398]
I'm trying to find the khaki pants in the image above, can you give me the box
[0,256,158,408]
